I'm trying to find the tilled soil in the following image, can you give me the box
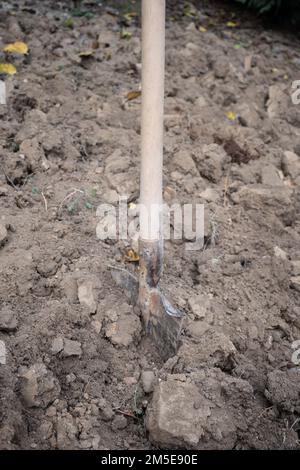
[1,0,300,450]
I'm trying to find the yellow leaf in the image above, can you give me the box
[79,50,94,57]
[226,111,236,121]
[125,248,139,262]
[183,3,198,17]
[126,90,141,101]
[226,21,239,28]
[199,26,207,32]
[120,30,132,40]
[0,63,17,75]
[3,41,28,55]
[123,12,138,23]
[283,74,289,80]
[128,202,137,209]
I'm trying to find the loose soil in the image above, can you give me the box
[1,0,300,450]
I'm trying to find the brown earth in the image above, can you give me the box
[1,0,300,450]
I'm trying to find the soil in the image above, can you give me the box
[1,0,300,450]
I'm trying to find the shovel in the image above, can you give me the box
[111,0,184,359]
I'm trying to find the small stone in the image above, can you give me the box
[0,224,8,246]
[291,260,300,276]
[105,307,141,347]
[66,373,76,384]
[78,280,97,314]
[0,340,7,365]
[91,320,102,334]
[123,376,137,386]
[56,413,78,450]
[146,377,209,447]
[99,399,114,421]
[163,186,176,204]
[46,406,57,417]
[194,144,227,183]
[261,165,283,186]
[0,307,18,332]
[173,150,198,175]
[188,295,209,319]
[61,275,78,304]
[213,57,230,79]
[291,276,300,292]
[62,339,82,358]
[91,404,99,416]
[274,246,288,261]
[194,96,207,108]
[200,188,219,202]
[186,321,210,339]
[141,370,156,394]
[51,337,64,355]
[19,363,61,408]
[102,189,119,204]
[112,414,128,430]
[37,261,58,277]
[282,151,300,179]
[248,325,259,340]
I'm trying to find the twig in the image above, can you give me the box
[0,165,19,191]
[114,409,139,420]
[223,173,230,207]
[58,188,84,212]
[290,417,300,431]
[257,406,274,420]
[41,191,48,212]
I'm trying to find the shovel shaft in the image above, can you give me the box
[140,0,165,242]
[140,0,166,328]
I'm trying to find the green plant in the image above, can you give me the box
[235,0,300,18]
[235,0,282,14]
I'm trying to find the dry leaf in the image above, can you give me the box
[123,12,138,24]
[126,90,141,101]
[226,111,236,122]
[199,26,207,32]
[79,50,94,57]
[120,30,132,40]
[125,248,139,262]
[3,41,28,55]
[0,63,17,75]
[226,21,239,28]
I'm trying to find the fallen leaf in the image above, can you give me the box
[183,3,198,17]
[3,41,28,55]
[125,249,139,262]
[226,21,239,28]
[226,111,236,121]
[120,30,132,40]
[128,202,137,210]
[126,90,141,101]
[72,9,94,19]
[123,12,138,24]
[79,50,94,57]
[234,43,241,49]
[0,63,17,75]
[64,17,74,29]
[199,26,207,32]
